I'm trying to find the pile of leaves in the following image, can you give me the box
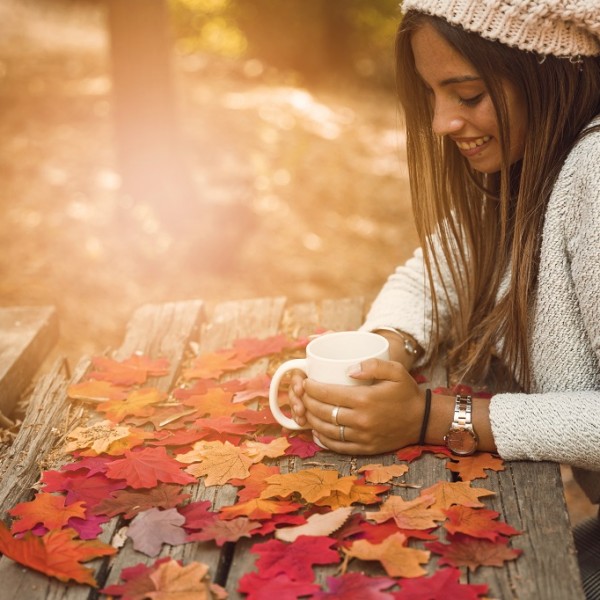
[0,333,522,599]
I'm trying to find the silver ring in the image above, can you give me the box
[331,405,340,425]
[339,425,346,442]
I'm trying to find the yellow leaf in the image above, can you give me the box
[421,481,495,510]
[357,463,409,483]
[244,437,290,462]
[63,420,131,455]
[367,494,445,529]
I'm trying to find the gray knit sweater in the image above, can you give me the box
[362,119,600,502]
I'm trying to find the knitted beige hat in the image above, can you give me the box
[402,0,600,57]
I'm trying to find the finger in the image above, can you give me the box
[348,358,409,382]
[303,380,362,410]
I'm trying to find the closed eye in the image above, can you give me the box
[459,93,484,107]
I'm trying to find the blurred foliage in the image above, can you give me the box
[169,0,401,86]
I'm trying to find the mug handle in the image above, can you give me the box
[269,358,309,431]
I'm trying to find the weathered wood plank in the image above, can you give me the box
[0,306,59,417]
[0,358,89,518]
[100,297,288,590]
[470,461,585,599]
[0,300,206,600]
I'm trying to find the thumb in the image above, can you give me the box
[349,358,408,382]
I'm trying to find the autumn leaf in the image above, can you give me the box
[96,387,164,423]
[183,349,246,380]
[443,505,521,541]
[179,500,218,531]
[237,572,320,600]
[260,469,355,503]
[93,484,191,520]
[220,498,302,521]
[345,532,430,578]
[230,334,294,363]
[62,420,132,455]
[187,517,262,546]
[106,446,197,489]
[87,356,149,386]
[232,374,271,403]
[395,444,452,462]
[314,480,389,509]
[314,573,397,600]
[244,437,290,461]
[146,559,216,600]
[420,481,495,510]
[366,494,445,530]
[284,434,321,458]
[67,380,128,403]
[127,508,187,557]
[357,463,409,483]
[394,567,489,599]
[446,452,505,481]
[191,416,256,441]
[275,507,354,542]
[178,387,237,415]
[251,535,340,580]
[100,558,173,599]
[427,532,522,570]
[9,493,87,534]
[121,354,170,377]
[230,463,281,502]
[41,470,127,508]
[0,522,116,586]
[176,440,254,486]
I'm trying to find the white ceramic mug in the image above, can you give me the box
[268,330,390,431]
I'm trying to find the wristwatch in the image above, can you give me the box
[444,394,478,456]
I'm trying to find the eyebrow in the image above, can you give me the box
[440,75,482,86]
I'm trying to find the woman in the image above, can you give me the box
[288,0,600,596]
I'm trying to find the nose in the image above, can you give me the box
[431,100,464,136]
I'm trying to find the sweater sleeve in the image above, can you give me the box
[490,125,600,482]
[361,240,458,366]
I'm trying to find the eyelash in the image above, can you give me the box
[458,93,484,107]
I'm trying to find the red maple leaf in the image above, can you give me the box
[187,517,262,546]
[284,433,322,458]
[179,500,218,531]
[238,572,320,600]
[60,455,118,476]
[230,334,293,363]
[426,533,522,570]
[41,471,127,508]
[183,349,246,380]
[395,444,452,462]
[251,535,340,580]
[393,567,489,599]
[93,484,191,519]
[105,446,196,489]
[314,572,396,599]
[100,557,171,599]
[87,356,148,386]
[0,522,116,586]
[443,506,521,541]
[9,493,87,534]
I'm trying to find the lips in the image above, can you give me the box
[455,135,491,150]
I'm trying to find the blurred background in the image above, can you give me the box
[0,0,417,362]
[0,0,593,523]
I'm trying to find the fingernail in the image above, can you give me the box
[347,363,362,376]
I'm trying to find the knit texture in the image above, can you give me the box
[402,0,600,57]
[361,118,600,502]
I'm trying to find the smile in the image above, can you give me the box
[455,135,491,150]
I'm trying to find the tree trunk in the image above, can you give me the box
[106,0,195,233]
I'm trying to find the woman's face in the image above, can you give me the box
[411,23,527,174]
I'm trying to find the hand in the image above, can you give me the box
[302,358,424,455]
[287,369,308,427]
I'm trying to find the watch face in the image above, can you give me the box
[445,428,478,456]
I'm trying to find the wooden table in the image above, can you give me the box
[0,297,585,599]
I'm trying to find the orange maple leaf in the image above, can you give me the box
[176,440,254,486]
[367,494,445,530]
[96,387,164,423]
[357,463,409,484]
[0,522,116,586]
[420,481,495,510]
[244,437,290,462]
[10,493,87,534]
[446,452,505,481]
[443,505,522,541]
[345,532,430,578]
[183,350,246,380]
[148,559,214,598]
[260,469,355,504]
[67,380,127,403]
[219,498,303,521]
[178,388,241,417]
[314,481,389,509]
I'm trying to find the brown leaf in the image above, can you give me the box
[260,469,355,503]
[367,493,445,530]
[420,481,495,510]
[446,452,505,481]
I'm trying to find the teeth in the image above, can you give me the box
[456,135,490,150]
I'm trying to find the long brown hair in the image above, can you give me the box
[396,12,600,391]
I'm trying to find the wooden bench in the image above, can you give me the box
[0,297,585,599]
